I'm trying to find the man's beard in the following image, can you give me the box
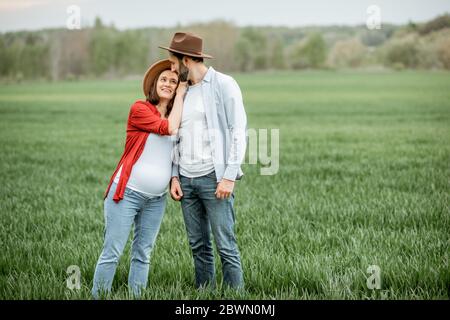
[179,63,189,82]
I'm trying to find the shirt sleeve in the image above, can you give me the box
[128,101,170,135]
[171,134,180,178]
[221,78,248,181]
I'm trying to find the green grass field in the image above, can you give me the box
[0,70,449,299]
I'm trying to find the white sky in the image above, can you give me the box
[0,0,449,32]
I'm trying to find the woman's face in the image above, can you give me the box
[156,70,178,101]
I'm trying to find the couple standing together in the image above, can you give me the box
[91,32,248,298]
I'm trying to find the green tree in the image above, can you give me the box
[360,30,387,47]
[383,37,420,69]
[270,38,286,69]
[89,21,115,76]
[235,37,252,72]
[328,38,367,68]
[234,28,268,71]
[114,31,148,75]
[419,13,450,35]
[302,33,326,68]
[289,33,326,69]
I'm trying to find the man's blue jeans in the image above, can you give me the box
[179,171,244,289]
[92,182,166,299]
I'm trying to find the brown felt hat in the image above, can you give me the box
[142,59,172,98]
[159,32,213,59]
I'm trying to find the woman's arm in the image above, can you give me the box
[128,82,187,135]
[167,81,187,135]
[129,102,170,135]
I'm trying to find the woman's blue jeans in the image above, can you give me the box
[92,182,166,299]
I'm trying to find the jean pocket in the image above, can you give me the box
[124,188,134,197]
[206,171,216,179]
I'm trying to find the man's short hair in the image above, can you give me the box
[170,51,204,63]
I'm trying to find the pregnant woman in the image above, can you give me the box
[92,59,187,299]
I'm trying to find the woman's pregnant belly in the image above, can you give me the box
[126,161,171,196]
[114,134,174,197]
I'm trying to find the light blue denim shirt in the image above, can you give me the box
[172,67,247,182]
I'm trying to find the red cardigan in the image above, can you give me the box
[104,100,170,202]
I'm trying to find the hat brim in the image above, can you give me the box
[142,59,173,98]
[159,46,214,59]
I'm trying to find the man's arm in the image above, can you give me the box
[170,135,183,201]
[215,77,247,199]
[222,77,247,181]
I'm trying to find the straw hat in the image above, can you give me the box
[142,59,172,98]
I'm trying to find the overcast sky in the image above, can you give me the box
[1,0,449,32]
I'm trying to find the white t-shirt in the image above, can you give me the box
[114,133,175,197]
[178,82,215,178]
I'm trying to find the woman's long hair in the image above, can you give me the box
[147,69,178,118]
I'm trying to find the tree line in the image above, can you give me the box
[1,14,449,81]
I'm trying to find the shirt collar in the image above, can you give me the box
[202,66,214,83]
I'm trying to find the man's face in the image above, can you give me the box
[169,53,189,82]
